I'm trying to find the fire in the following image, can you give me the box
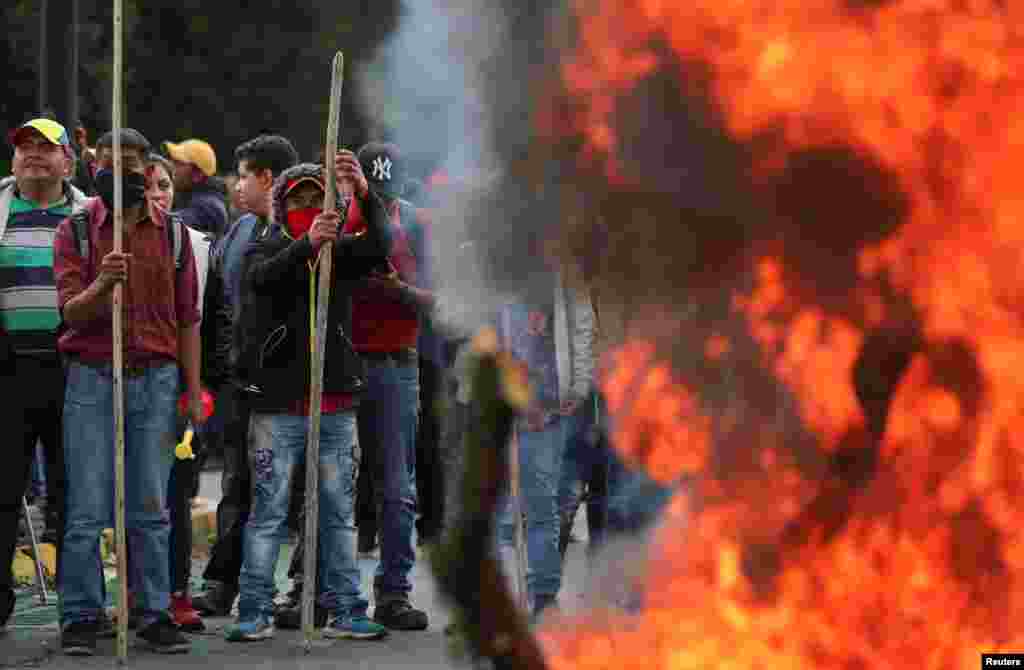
[534,1,1024,668]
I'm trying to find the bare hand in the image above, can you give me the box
[188,393,208,427]
[363,271,405,295]
[335,150,368,199]
[524,406,548,432]
[97,251,130,291]
[558,398,581,416]
[308,211,341,250]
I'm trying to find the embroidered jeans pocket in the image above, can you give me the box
[252,446,275,483]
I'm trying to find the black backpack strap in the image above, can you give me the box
[70,206,184,272]
[168,213,185,271]
[69,208,92,262]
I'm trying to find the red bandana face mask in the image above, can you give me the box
[285,207,321,239]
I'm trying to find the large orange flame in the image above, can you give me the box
[537,1,1024,667]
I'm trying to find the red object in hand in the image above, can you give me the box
[178,389,215,421]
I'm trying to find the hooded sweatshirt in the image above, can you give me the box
[234,163,392,413]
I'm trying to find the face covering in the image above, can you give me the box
[95,168,148,211]
[286,207,321,240]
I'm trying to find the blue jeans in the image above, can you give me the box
[498,416,571,604]
[557,395,609,553]
[606,448,674,535]
[238,411,364,621]
[60,361,178,628]
[361,359,419,599]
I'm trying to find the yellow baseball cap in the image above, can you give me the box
[164,139,217,177]
[8,118,71,149]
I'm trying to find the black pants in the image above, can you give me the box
[415,357,445,541]
[168,445,198,594]
[0,355,65,596]
[201,384,251,588]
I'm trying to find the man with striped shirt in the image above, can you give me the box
[0,118,86,632]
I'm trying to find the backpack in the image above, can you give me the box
[69,202,185,271]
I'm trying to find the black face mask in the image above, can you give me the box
[95,168,148,211]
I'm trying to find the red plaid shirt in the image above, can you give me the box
[54,197,201,363]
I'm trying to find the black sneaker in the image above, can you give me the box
[62,621,98,656]
[273,602,328,630]
[96,612,116,639]
[192,581,238,617]
[358,530,378,555]
[137,619,190,654]
[373,597,428,631]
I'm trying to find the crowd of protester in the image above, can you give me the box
[0,115,672,656]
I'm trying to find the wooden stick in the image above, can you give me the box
[429,339,548,670]
[111,0,128,661]
[509,427,529,611]
[21,496,48,605]
[500,310,529,611]
[302,50,345,652]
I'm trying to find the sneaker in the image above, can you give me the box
[358,530,378,555]
[61,621,98,656]
[224,616,275,642]
[372,597,428,631]
[96,611,116,638]
[273,602,328,630]
[137,619,190,654]
[170,593,205,632]
[323,615,388,640]
[193,581,238,617]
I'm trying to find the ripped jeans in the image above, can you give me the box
[237,411,364,622]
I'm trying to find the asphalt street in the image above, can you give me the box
[1,470,595,670]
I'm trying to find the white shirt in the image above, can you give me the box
[186,226,211,317]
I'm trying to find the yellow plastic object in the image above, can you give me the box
[175,427,196,460]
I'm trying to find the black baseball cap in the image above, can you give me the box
[357,141,405,199]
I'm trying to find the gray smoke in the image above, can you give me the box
[355,0,573,337]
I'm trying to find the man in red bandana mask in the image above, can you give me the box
[227,151,393,642]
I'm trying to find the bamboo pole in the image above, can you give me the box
[302,51,345,652]
[429,334,548,670]
[500,310,530,611]
[21,497,48,605]
[111,0,128,661]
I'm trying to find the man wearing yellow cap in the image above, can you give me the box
[0,118,88,632]
[164,139,229,238]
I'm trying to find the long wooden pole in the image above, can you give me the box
[111,0,128,662]
[499,310,530,612]
[302,51,345,652]
[22,496,48,605]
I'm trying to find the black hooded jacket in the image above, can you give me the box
[233,163,392,412]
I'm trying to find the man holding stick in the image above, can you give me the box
[53,128,205,656]
[193,135,299,617]
[226,153,391,642]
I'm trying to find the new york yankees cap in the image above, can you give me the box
[357,141,405,199]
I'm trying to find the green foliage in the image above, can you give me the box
[1,1,409,173]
